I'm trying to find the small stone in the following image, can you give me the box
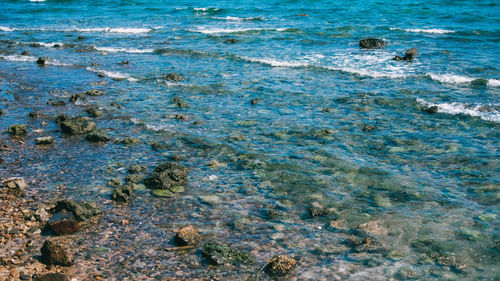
[34,273,70,281]
[20,50,30,56]
[128,164,146,174]
[84,107,103,118]
[40,239,74,266]
[224,38,237,44]
[8,124,27,137]
[2,177,27,196]
[174,225,201,246]
[48,100,66,106]
[125,174,143,183]
[359,38,386,49]
[144,162,188,190]
[171,96,188,107]
[362,124,377,132]
[163,72,184,82]
[111,185,133,202]
[48,210,80,235]
[199,195,221,206]
[121,137,140,145]
[35,136,55,145]
[83,89,106,96]
[308,201,327,217]
[151,189,174,197]
[424,106,439,114]
[357,220,388,236]
[69,93,86,103]
[251,98,261,105]
[265,255,297,276]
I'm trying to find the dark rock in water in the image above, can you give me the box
[111,185,134,202]
[121,137,141,145]
[393,48,418,61]
[36,57,50,66]
[0,109,3,116]
[201,242,255,265]
[84,107,103,118]
[362,124,377,132]
[308,202,327,217]
[174,225,201,246]
[129,164,146,174]
[424,105,439,114]
[8,124,28,137]
[35,136,55,145]
[224,38,237,44]
[144,162,189,190]
[34,273,70,281]
[29,111,45,118]
[251,98,262,105]
[55,114,70,124]
[48,210,79,235]
[171,96,188,107]
[163,72,184,82]
[53,200,102,223]
[119,60,129,65]
[48,100,66,106]
[265,255,297,276]
[2,177,28,196]
[125,174,143,183]
[60,116,96,135]
[175,113,188,121]
[83,89,106,96]
[77,36,86,40]
[359,38,386,49]
[69,93,86,103]
[20,50,30,56]
[85,130,111,143]
[40,239,74,266]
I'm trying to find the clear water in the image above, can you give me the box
[0,0,499,280]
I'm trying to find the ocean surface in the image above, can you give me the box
[0,0,499,280]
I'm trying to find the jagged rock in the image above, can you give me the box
[69,93,86,103]
[59,116,96,135]
[48,210,79,235]
[201,242,255,265]
[111,185,134,202]
[265,255,297,276]
[393,48,418,61]
[359,38,386,49]
[121,137,140,145]
[85,130,111,143]
[144,162,188,190]
[83,89,106,96]
[129,164,146,174]
[163,72,184,82]
[35,136,55,145]
[2,177,27,196]
[174,225,201,246]
[40,239,74,266]
[8,124,27,137]
[53,200,102,223]
[34,273,70,281]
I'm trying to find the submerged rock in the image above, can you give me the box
[393,48,418,62]
[40,239,74,266]
[362,124,377,132]
[224,38,237,44]
[48,210,79,235]
[163,72,184,82]
[34,273,70,281]
[53,200,102,223]
[8,124,27,137]
[265,255,297,276]
[85,130,111,143]
[2,177,28,196]
[201,242,255,265]
[174,225,201,246]
[111,185,134,202]
[171,96,188,107]
[308,201,327,217]
[359,38,386,49]
[35,136,55,145]
[60,116,96,135]
[84,107,104,118]
[144,162,188,190]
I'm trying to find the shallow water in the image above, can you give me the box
[1,0,499,280]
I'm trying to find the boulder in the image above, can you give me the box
[174,225,201,246]
[85,130,111,143]
[40,239,74,266]
[59,117,96,135]
[265,255,297,276]
[2,177,27,196]
[163,72,184,82]
[48,210,79,235]
[34,273,70,281]
[359,38,386,49]
[111,185,134,202]
[393,48,418,61]
[201,242,255,265]
[53,200,102,223]
[8,124,27,137]
[144,162,188,190]
[37,57,50,65]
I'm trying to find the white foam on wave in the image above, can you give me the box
[93,46,154,54]
[85,67,137,82]
[0,26,15,32]
[0,55,71,66]
[428,73,500,87]
[0,26,152,34]
[188,27,287,34]
[29,0,46,2]
[417,98,500,122]
[211,16,264,21]
[390,27,455,34]
[239,56,309,67]
[194,7,219,11]
[26,41,64,48]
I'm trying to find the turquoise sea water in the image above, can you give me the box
[1,0,499,280]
